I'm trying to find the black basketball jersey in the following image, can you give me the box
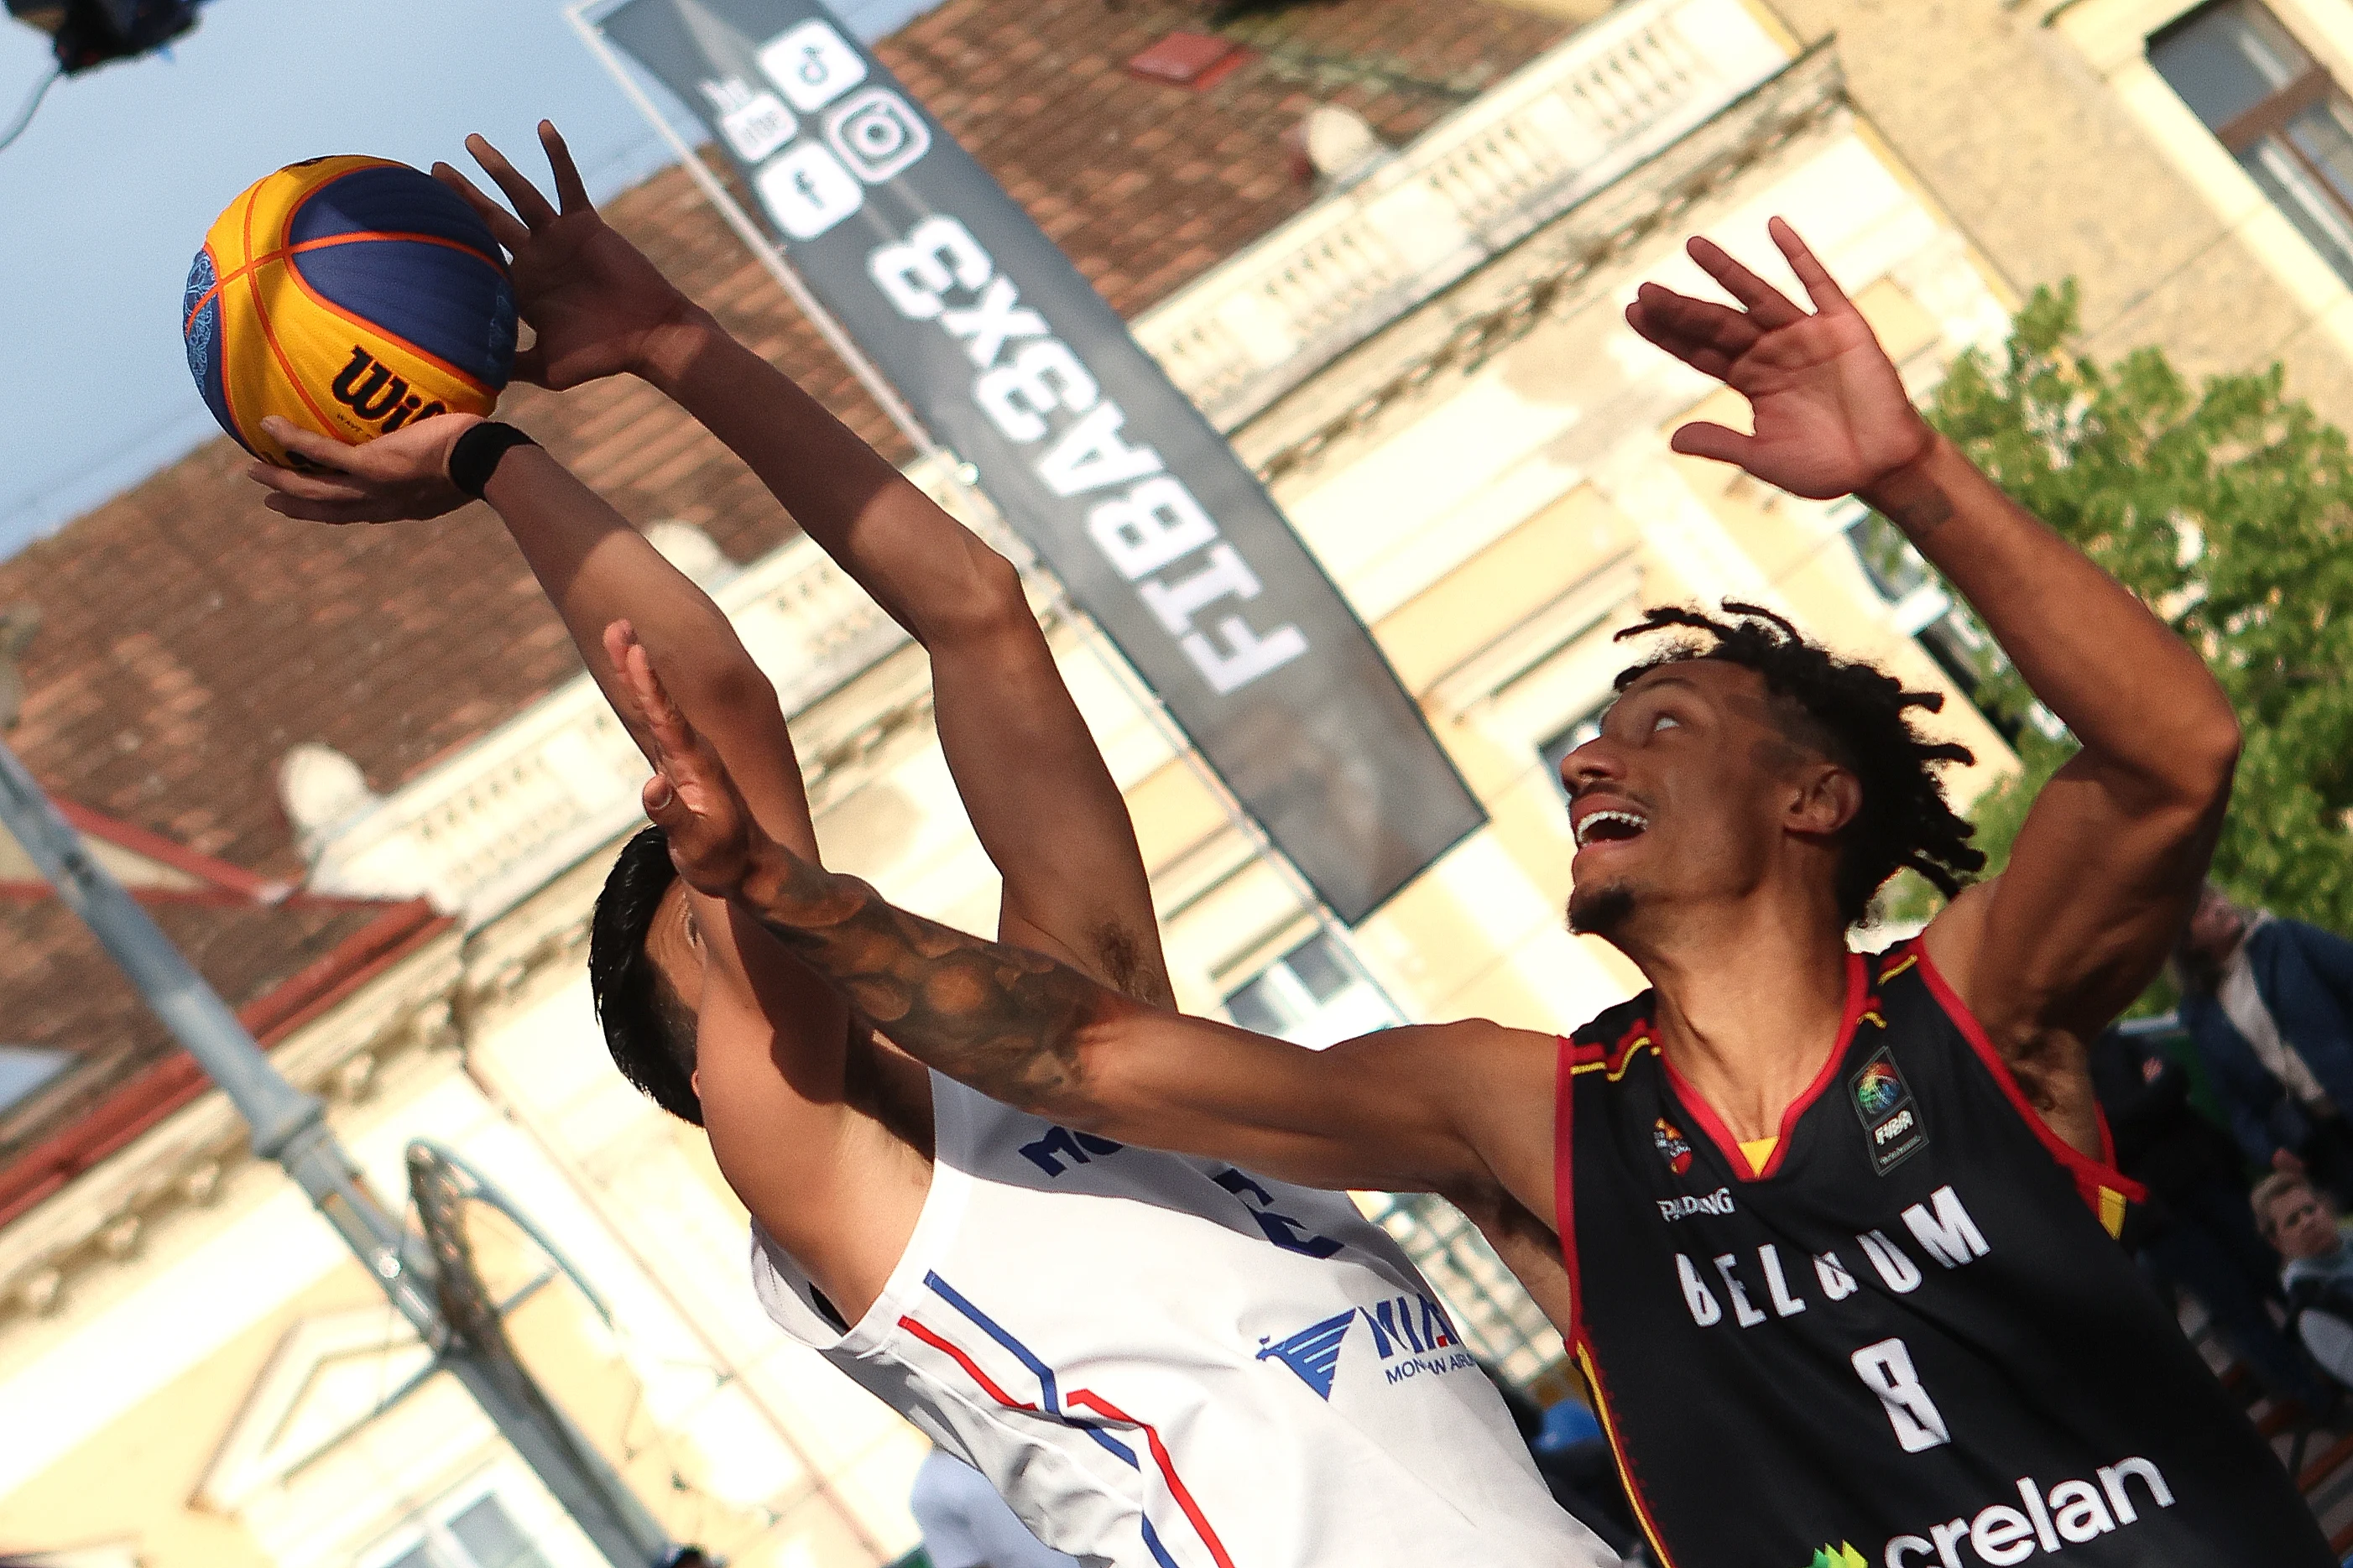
[1555,940,2330,1568]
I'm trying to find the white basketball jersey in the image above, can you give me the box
[749,1074,1610,1568]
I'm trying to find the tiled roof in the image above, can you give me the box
[0,881,447,1222]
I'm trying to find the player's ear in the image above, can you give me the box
[1787,762,1860,839]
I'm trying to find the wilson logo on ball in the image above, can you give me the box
[331,347,447,433]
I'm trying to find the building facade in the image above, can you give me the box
[1768,0,2353,420]
[0,0,2186,1562]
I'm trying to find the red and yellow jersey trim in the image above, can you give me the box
[1909,940,2144,1235]
[1573,1338,1682,1568]
[1565,1018,1658,1081]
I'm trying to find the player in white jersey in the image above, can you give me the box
[249,125,1613,1568]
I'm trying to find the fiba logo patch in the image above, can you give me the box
[1855,1059,1902,1118]
[1850,1047,1927,1175]
[1654,1117,1693,1176]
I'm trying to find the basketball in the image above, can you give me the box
[181,156,517,467]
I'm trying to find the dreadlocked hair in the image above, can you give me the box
[1611,602,1985,925]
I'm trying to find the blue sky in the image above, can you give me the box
[0,0,930,558]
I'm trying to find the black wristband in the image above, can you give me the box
[447,420,538,499]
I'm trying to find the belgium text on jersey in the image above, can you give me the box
[1672,1185,1987,1331]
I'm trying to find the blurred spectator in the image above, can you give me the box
[1477,1362,1644,1561]
[908,1446,1083,1568]
[2090,1028,2332,1409]
[2254,1172,2353,1390]
[2174,885,2353,1204]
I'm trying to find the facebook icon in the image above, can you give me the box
[757,141,863,239]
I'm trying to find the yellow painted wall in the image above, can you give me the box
[0,1262,378,1567]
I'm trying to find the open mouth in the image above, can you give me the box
[1573,809,1649,849]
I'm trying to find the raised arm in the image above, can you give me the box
[612,622,1516,1197]
[242,414,945,1309]
[1628,219,2239,1154]
[448,124,1166,1005]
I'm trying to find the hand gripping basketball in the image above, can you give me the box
[245,412,481,524]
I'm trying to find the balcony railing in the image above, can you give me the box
[1130,0,1787,430]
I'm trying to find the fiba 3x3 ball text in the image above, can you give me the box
[183,156,519,468]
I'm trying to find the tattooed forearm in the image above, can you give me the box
[734,841,1130,1119]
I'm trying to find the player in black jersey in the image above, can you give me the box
[610,217,2330,1567]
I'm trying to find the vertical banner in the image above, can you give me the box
[595,0,1484,923]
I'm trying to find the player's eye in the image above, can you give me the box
[1651,713,1681,733]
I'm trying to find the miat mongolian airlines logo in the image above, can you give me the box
[1653,1117,1693,1176]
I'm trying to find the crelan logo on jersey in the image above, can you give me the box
[1256,1292,1470,1399]
[1806,1547,1865,1568]
[1874,1456,2174,1567]
[1654,1117,1694,1176]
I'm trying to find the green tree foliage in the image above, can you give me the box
[1883,282,2353,936]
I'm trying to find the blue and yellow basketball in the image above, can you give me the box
[182,156,517,467]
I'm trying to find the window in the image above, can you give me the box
[1844,512,2064,745]
[2152,1,2353,284]
[374,1492,552,1568]
[1224,933,1397,1048]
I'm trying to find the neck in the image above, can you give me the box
[1616,887,1856,1142]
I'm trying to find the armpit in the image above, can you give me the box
[1092,918,1171,1008]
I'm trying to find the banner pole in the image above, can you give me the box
[566,0,1412,1029]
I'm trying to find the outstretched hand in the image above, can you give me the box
[246,413,480,524]
[437,122,704,391]
[607,619,765,898]
[1627,218,1935,501]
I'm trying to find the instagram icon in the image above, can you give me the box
[825,87,932,184]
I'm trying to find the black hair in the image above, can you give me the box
[1611,602,1985,925]
[587,824,704,1125]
